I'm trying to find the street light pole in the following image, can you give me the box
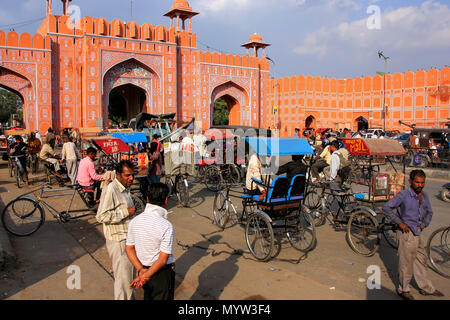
[378,50,390,132]
[266,56,278,135]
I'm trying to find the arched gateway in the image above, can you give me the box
[210,81,249,127]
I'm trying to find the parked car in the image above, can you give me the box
[364,129,384,139]
[391,133,410,147]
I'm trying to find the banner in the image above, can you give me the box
[94,138,129,154]
[121,153,149,177]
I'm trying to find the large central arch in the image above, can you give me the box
[102,59,160,127]
[210,81,249,127]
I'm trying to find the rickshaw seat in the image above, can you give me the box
[287,174,306,201]
[252,176,290,203]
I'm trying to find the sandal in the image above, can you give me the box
[397,290,415,300]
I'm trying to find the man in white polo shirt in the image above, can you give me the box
[126,182,175,300]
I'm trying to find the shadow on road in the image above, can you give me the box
[190,251,240,300]
[0,186,107,299]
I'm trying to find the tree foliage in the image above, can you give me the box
[213,99,229,126]
[0,88,22,123]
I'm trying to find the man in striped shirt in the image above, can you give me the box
[126,183,175,300]
[96,160,137,300]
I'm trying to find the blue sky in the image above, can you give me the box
[1,0,449,79]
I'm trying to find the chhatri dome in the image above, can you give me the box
[164,0,199,32]
[170,0,193,12]
[242,33,271,57]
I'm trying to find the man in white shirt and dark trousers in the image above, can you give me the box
[61,135,80,185]
[126,182,175,300]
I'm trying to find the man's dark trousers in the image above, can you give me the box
[142,265,175,300]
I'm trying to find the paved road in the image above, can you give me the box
[0,160,448,300]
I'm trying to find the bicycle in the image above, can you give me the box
[164,173,190,207]
[427,226,449,278]
[1,182,145,237]
[203,163,241,192]
[10,155,28,188]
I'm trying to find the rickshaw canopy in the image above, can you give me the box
[91,138,130,154]
[111,132,148,143]
[245,137,314,156]
[341,138,406,156]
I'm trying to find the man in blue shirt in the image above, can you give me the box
[383,170,444,300]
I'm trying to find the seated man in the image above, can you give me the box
[323,140,351,183]
[40,139,63,179]
[276,154,307,182]
[77,147,105,203]
[311,143,331,181]
[245,153,267,201]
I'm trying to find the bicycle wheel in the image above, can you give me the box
[204,166,222,192]
[15,165,23,189]
[287,206,316,252]
[176,175,190,207]
[381,218,398,250]
[347,209,380,257]
[1,198,45,237]
[131,193,146,215]
[163,175,173,197]
[222,164,241,186]
[8,158,13,177]
[213,190,230,229]
[304,190,326,226]
[427,226,450,278]
[245,211,274,262]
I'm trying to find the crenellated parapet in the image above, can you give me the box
[196,50,270,71]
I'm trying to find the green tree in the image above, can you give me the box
[213,99,229,125]
[0,88,22,123]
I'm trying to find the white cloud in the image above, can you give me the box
[294,0,450,58]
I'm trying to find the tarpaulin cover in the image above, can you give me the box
[245,138,314,156]
[341,138,406,156]
[112,132,148,143]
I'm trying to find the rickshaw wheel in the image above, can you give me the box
[287,206,316,252]
[176,176,190,207]
[131,193,146,215]
[213,190,229,229]
[381,217,398,250]
[347,209,380,257]
[304,190,326,226]
[245,211,274,262]
[204,166,222,192]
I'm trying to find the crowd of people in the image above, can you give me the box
[2,124,446,301]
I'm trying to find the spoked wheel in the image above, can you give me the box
[131,193,146,215]
[15,166,24,189]
[381,218,398,250]
[8,159,13,177]
[305,190,326,226]
[163,175,173,198]
[213,190,230,229]
[176,175,190,207]
[347,209,380,257]
[245,211,274,262]
[427,226,450,278]
[1,198,45,237]
[221,164,241,186]
[287,206,316,252]
[204,166,223,192]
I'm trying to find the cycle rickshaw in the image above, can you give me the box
[307,138,407,257]
[213,137,317,262]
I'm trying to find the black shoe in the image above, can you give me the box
[419,289,444,297]
[397,290,415,300]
